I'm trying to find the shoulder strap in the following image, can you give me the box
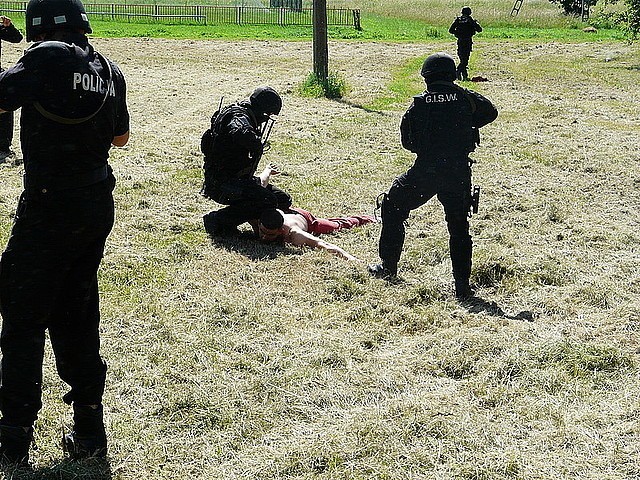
[34,52,114,125]
[211,104,246,134]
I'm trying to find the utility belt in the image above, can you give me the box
[24,164,111,193]
[416,154,471,170]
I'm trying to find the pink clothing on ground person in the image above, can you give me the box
[289,207,375,235]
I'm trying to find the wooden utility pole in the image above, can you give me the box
[312,0,328,82]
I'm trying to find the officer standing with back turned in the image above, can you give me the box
[368,52,497,299]
[449,6,483,81]
[0,0,130,465]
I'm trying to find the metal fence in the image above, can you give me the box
[0,2,361,28]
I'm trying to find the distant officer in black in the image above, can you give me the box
[368,53,497,299]
[449,6,482,81]
[0,15,23,161]
[0,0,130,464]
[201,86,292,236]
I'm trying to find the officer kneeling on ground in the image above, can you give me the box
[368,52,497,299]
[0,0,130,465]
[201,86,292,236]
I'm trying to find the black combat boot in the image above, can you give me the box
[203,212,239,237]
[367,263,397,279]
[0,424,33,466]
[203,211,222,236]
[62,404,107,460]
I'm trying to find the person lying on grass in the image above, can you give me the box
[253,207,375,261]
[251,165,375,261]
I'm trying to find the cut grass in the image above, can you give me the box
[0,9,638,480]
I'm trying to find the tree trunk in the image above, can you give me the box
[312,0,328,82]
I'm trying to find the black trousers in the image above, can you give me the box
[456,39,473,80]
[208,176,292,228]
[379,163,472,281]
[0,176,115,427]
[0,110,14,152]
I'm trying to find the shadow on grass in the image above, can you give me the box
[333,98,389,115]
[1,458,111,480]
[459,295,534,321]
[207,230,302,261]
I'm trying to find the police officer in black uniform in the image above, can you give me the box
[368,52,497,299]
[0,0,130,464]
[201,86,292,236]
[449,6,483,81]
[0,15,23,161]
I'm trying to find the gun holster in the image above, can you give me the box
[374,192,386,223]
[468,185,480,218]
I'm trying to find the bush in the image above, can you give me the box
[548,0,598,16]
[298,71,347,99]
[627,0,640,38]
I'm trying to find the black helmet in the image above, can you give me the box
[461,6,472,15]
[420,52,456,82]
[249,86,282,116]
[26,0,92,42]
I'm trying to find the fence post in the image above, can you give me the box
[353,9,361,31]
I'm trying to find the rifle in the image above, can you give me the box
[260,115,276,152]
[240,115,277,177]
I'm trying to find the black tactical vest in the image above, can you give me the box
[454,16,477,39]
[402,83,475,163]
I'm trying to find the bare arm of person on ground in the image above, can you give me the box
[259,163,280,187]
[256,209,360,262]
[287,227,358,262]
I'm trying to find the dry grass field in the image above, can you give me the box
[0,35,638,479]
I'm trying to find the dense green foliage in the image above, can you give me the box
[548,0,598,15]
[624,0,640,36]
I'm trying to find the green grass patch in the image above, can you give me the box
[5,14,624,41]
[87,20,623,41]
[298,71,348,99]
[367,56,424,110]
[536,340,634,378]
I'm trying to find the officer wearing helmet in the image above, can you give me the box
[201,85,292,236]
[0,0,129,464]
[449,6,483,81]
[369,52,497,299]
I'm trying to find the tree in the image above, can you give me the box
[626,0,640,37]
[597,0,640,38]
[548,0,597,16]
